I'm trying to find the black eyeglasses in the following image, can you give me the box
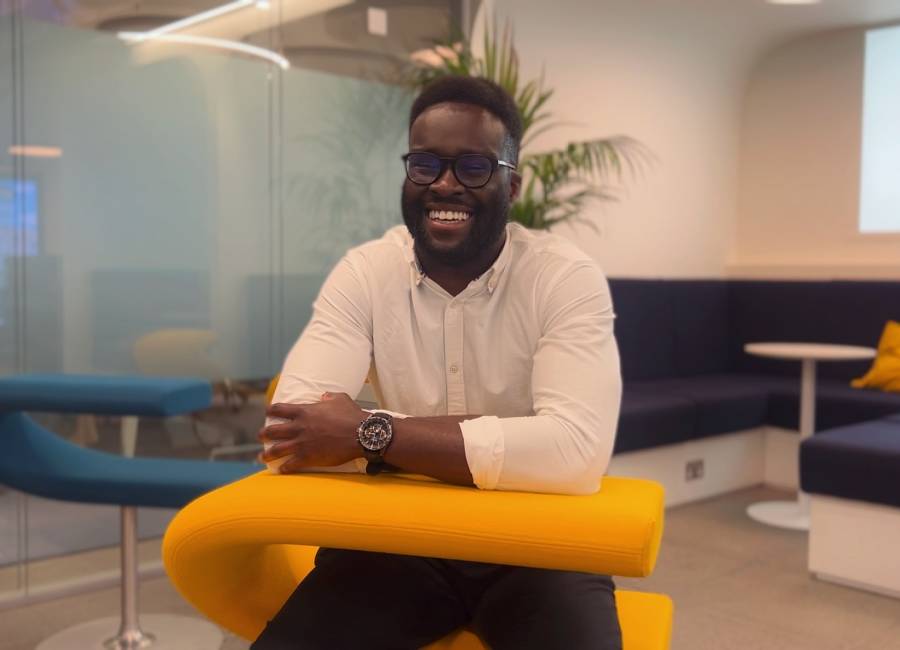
[402,152,516,189]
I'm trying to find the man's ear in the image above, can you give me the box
[509,171,522,202]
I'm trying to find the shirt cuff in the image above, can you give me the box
[365,408,408,419]
[459,415,505,490]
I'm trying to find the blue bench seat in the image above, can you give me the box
[800,418,900,509]
[616,391,696,453]
[616,373,900,454]
[0,412,254,508]
[767,381,900,432]
[627,375,774,440]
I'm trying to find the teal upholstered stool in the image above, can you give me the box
[0,374,257,650]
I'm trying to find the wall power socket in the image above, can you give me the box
[685,458,705,481]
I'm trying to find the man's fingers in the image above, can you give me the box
[278,454,307,474]
[264,437,304,460]
[266,402,305,419]
[257,421,298,442]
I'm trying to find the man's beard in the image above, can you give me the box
[401,189,510,266]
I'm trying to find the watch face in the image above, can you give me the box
[358,414,392,452]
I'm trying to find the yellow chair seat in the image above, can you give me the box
[420,590,673,650]
[164,471,673,649]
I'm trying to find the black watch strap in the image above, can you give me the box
[365,460,397,476]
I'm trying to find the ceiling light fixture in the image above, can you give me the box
[118,31,289,69]
[765,0,822,5]
[125,0,270,44]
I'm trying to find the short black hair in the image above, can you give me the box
[409,75,523,164]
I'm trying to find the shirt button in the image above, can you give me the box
[449,365,459,374]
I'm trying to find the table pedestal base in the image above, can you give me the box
[746,500,809,531]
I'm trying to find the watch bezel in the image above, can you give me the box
[357,412,393,453]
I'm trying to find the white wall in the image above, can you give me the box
[732,26,900,279]
[490,0,755,278]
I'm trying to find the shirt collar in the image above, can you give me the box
[402,237,426,286]
[405,224,513,295]
[481,227,512,295]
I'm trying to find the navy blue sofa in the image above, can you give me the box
[799,415,900,509]
[609,279,900,463]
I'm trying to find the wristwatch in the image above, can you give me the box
[357,411,394,474]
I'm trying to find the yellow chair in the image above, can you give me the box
[163,469,673,649]
[167,373,671,648]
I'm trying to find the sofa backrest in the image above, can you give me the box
[669,280,732,377]
[608,280,676,381]
[608,278,900,382]
[608,279,730,381]
[728,280,900,380]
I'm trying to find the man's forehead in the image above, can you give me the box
[409,102,506,151]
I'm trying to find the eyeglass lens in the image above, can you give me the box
[405,153,494,188]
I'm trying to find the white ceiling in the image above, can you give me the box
[19,0,900,44]
[480,0,900,82]
[606,0,900,53]
[14,0,900,78]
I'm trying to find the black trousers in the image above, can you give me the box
[251,548,622,650]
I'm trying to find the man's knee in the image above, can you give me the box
[474,568,622,650]
[252,550,466,650]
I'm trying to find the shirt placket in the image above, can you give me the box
[444,300,466,415]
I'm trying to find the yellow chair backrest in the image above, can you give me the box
[265,374,280,406]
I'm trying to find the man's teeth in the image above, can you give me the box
[429,210,471,222]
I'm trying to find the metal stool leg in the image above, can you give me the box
[106,506,154,648]
[37,506,223,650]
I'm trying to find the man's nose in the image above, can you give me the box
[430,163,464,195]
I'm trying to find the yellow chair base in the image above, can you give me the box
[228,544,674,650]
[164,472,673,649]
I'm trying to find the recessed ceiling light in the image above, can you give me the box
[766,0,821,5]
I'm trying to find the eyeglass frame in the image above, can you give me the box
[401,152,517,189]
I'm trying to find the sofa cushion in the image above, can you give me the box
[615,389,696,454]
[668,281,731,377]
[800,419,900,508]
[608,280,677,382]
[766,380,900,432]
[631,374,772,438]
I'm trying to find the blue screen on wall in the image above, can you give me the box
[0,178,39,256]
[0,178,39,326]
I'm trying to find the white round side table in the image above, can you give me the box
[743,342,876,531]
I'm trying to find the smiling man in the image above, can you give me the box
[253,76,623,650]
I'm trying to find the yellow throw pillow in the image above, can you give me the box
[852,320,900,392]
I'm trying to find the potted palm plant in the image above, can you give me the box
[407,21,649,231]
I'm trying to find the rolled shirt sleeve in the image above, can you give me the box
[461,262,621,495]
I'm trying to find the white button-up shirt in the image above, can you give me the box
[269,223,622,495]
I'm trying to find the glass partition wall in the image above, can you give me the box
[0,0,471,606]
